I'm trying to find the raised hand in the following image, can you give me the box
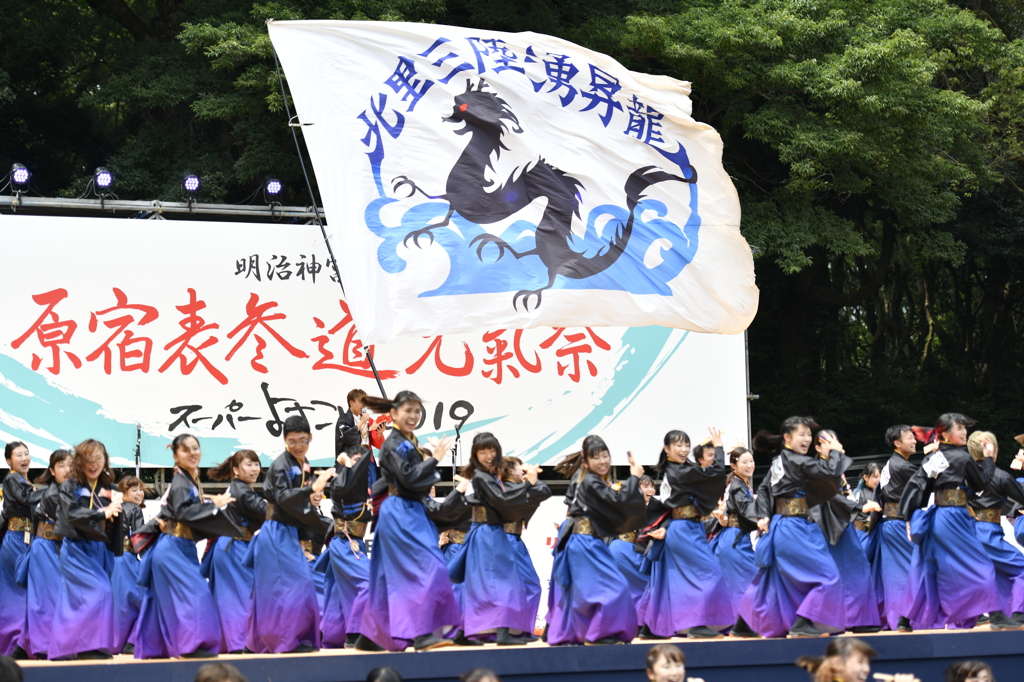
[210,492,235,509]
[312,467,336,493]
[707,427,724,448]
[428,435,454,462]
[627,451,644,479]
[524,464,542,485]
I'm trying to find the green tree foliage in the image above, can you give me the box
[3,0,1024,459]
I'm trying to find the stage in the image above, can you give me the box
[18,627,1024,682]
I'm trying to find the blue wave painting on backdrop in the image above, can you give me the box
[0,327,688,467]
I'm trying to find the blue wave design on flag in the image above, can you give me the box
[364,183,700,297]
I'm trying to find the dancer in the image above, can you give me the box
[203,450,266,654]
[1,442,33,658]
[247,416,334,654]
[133,434,240,658]
[359,390,462,652]
[323,445,375,649]
[852,463,881,547]
[111,475,147,654]
[451,432,549,645]
[609,475,655,617]
[899,413,1014,629]
[335,388,370,454]
[48,439,123,660]
[546,434,646,645]
[873,424,920,632]
[638,428,734,639]
[809,430,881,633]
[965,432,1024,624]
[501,456,550,640]
[17,449,71,659]
[710,446,759,636]
[738,417,850,638]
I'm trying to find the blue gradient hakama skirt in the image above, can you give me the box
[48,539,115,660]
[245,521,321,653]
[546,534,638,644]
[327,535,372,642]
[710,527,757,614]
[974,520,1024,615]
[111,551,145,653]
[874,519,913,629]
[131,534,221,658]
[200,536,253,653]
[0,530,30,656]
[15,536,61,658]
[904,506,1001,629]
[443,541,466,634]
[311,550,329,615]
[319,538,350,648]
[829,525,881,628]
[1014,515,1024,547]
[361,496,460,651]
[609,538,648,617]
[738,515,844,638]
[637,519,735,636]
[509,533,542,633]
[450,523,530,636]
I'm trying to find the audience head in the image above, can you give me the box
[0,656,22,682]
[796,638,876,682]
[461,670,500,682]
[366,668,403,682]
[646,644,685,682]
[194,664,248,682]
[944,661,994,682]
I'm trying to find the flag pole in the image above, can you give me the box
[272,39,388,400]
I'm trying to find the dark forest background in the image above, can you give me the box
[5,0,1024,464]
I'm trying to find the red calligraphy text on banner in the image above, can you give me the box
[86,288,159,374]
[406,336,474,377]
[225,293,309,373]
[311,300,398,379]
[480,329,542,385]
[158,288,228,385]
[539,327,612,383]
[11,289,82,374]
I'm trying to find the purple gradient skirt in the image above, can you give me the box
[48,539,116,660]
[328,535,371,642]
[546,533,638,644]
[360,496,461,651]
[638,519,735,635]
[738,514,843,638]
[0,529,30,656]
[508,533,542,633]
[450,523,531,636]
[245,521,321,653]
[15,536,60,658]
[710,527,757,614]
[904,506,1000,629]
[609,538,648,616]
[132,534,222,658]
[443,541,466,634]
[111,552,145,653]
[201,536,253,653]
[829,525,881,628]
[974,520,1024,615]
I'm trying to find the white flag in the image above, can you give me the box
[269,20,758,344]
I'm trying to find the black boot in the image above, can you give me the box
[453,629,484,646]
[730,616,759,638]
[496,627,532,646]
[977,613,991,625]
[686,626,723,639]
[181,647,219,658]
[850,625,883,633]
[121,643,135,656]
[638,624,667,640]
[1012,611,1024,625]
[344,633,360,649]
[583,636,622,646]
[897,616,913,633]
[11,647,29,661]
[413,633,453,651]
[988,610,1022,630]
[354,635,385,652]
[788,617,827,638]
[77,650,114,660]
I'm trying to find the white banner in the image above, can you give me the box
[0,215,747,469]
[269,21,758,344]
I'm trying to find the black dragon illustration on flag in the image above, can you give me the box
[392,79,697,311]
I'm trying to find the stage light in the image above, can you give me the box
[182,172,201,194]
[94,167,114,189]
[11,163,30,186]
[265,175,282,195]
